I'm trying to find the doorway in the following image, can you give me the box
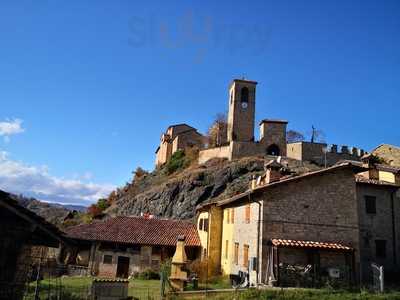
[267,144,280,156]
[116,256,130,278]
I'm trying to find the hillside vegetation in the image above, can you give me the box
[102,150,321,220]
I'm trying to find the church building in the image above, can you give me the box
[155,78,364,167]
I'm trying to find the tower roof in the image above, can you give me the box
[230,78,258,88]
[259,119,288,125]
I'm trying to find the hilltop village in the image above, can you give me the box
[2,78,400,298]
[156,78,366,168]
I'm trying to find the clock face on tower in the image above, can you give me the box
[241,102,248,109]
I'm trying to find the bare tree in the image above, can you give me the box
[207,113,227,147]
[287,130,305,143]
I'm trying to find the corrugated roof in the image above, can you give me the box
[271,239,352,251]
[65,216,201,247]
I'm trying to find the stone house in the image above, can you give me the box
[196,161,400,287]
[0,190,68,300]
[355,160,400,283]
[155,124,204,167]
[65,216,201,278]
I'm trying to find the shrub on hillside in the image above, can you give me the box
[87,204,103,217]
[96,198,109,210]
[165,150,186,174]
[133,167,149,181]
[165,148,199,175]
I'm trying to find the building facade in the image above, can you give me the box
[65,216,201,278]
[196,161,400,287]
[155,124,204,167]
[287,142,365,166]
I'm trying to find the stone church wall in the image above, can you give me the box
[198,145,231,164]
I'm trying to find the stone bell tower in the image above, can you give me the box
[227,79,257,143]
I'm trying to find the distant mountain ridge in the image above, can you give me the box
[9,193,87,225]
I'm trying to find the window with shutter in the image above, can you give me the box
[245,204,251,223]
[234,243,239,265]
[243,245,249,268]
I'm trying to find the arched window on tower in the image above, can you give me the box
[267,144,280,156]
[241,87,249,104]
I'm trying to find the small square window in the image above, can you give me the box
[365,196,376,214]
[103,255,113,264]
[376,240,386,258]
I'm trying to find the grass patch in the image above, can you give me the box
[203,288,400,300]
[27,276,162,300]
[184,276,231,291]
[28,277,400,300]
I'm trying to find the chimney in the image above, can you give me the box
[250,175,257,190]
[264,160,283,184]
[361,154,379,180]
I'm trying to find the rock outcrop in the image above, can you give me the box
[106,156,320,220]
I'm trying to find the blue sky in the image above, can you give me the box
[0,0,399,205]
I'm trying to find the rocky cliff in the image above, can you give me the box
[106,156,320,220]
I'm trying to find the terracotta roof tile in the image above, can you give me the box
[271,239,352,251]
[65,216,201,247]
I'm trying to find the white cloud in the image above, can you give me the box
[0,152,115,206]
[0,118,25,142]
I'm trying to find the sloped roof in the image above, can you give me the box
[215,162,366,207]
[376,164,400,174]
[271,239,352,251]
[0,190,68,246]
[355,175,399,187]
[167,123,196,131]
[65,216,201,247]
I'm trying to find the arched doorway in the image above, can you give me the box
[267,144,280,156]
